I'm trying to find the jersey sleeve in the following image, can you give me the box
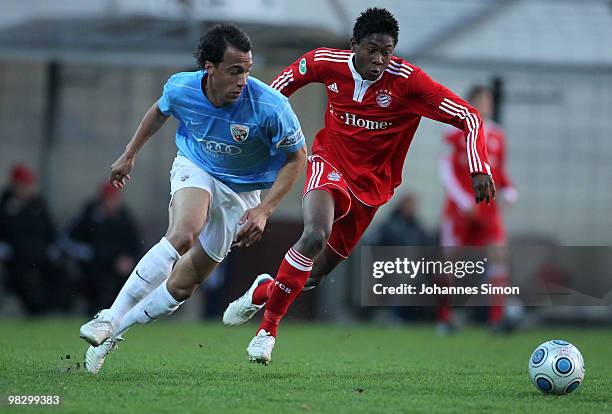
[406,68,492,176]
[157,76,175,116]
[270,49,325,96]
[267,101,306,154]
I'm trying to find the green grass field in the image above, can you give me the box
[0,319,610,413]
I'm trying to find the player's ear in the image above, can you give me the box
[350,38,358,52]
[204,61,216,74]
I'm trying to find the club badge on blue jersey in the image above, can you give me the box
[230,124,250,142]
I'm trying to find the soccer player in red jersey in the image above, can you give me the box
[223,8,496,364]
[438,85,517,334]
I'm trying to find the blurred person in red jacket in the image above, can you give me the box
[438,85,518,334]
[0,163,58,314]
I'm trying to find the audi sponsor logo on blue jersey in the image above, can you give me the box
[200,140,242,156]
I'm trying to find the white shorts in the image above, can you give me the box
[169,155,261,262]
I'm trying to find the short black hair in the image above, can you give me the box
[467,85,492,101]
[352,8,399,45]
[194,24,252,68]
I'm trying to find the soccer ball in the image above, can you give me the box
[528,339,585,395]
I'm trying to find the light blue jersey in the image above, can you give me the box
[158,71,305,192]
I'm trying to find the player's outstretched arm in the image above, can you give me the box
[408,68,495,203]
[110,102,169,188]
[234,145,307,247]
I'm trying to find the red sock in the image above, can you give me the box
[258,248,313,337]
[252,279,273,305]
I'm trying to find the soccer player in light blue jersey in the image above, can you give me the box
[79,24,307,373]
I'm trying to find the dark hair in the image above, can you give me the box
[352,8,399,45]
[194,24,252,68]
[467,85,492,101]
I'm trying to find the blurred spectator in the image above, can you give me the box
[66,182,141,315]
[370,193,432,322]
[200,261,227,319]
[374,193,430,246]
[0,163,58,314]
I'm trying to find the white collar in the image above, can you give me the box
[347,53,384,84]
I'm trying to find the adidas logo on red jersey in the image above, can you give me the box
[327,83,338,93]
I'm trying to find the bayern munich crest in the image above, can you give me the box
[230,124,249,142]
[376,92,392,108]
[327,171,341,182]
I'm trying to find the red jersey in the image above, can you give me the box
[271,48,491,207]
[440,121,515,214]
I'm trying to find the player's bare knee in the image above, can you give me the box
[165,230,198,255]
[298,225,330,257]
[166,278,194,302]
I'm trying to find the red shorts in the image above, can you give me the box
[303,155,378,259]
[440,201,505,247]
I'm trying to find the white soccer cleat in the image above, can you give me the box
[223,274,273,326]
[80,309,115,347]
[84,336,123,374]
[247,329,276,365]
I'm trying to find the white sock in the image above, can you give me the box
[108,237,180,325]
[114,282,182,337]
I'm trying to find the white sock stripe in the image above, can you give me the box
[284,252,313,272]
[271,69,293,88]
[289,248,313,265]
[288,248,311,266]
[287,250,313,269]
[442,99,483,172]
[439,101,478,172]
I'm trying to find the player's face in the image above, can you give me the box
[206,46,253,106]
[351,34,395,81]
[472,90,494,120]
